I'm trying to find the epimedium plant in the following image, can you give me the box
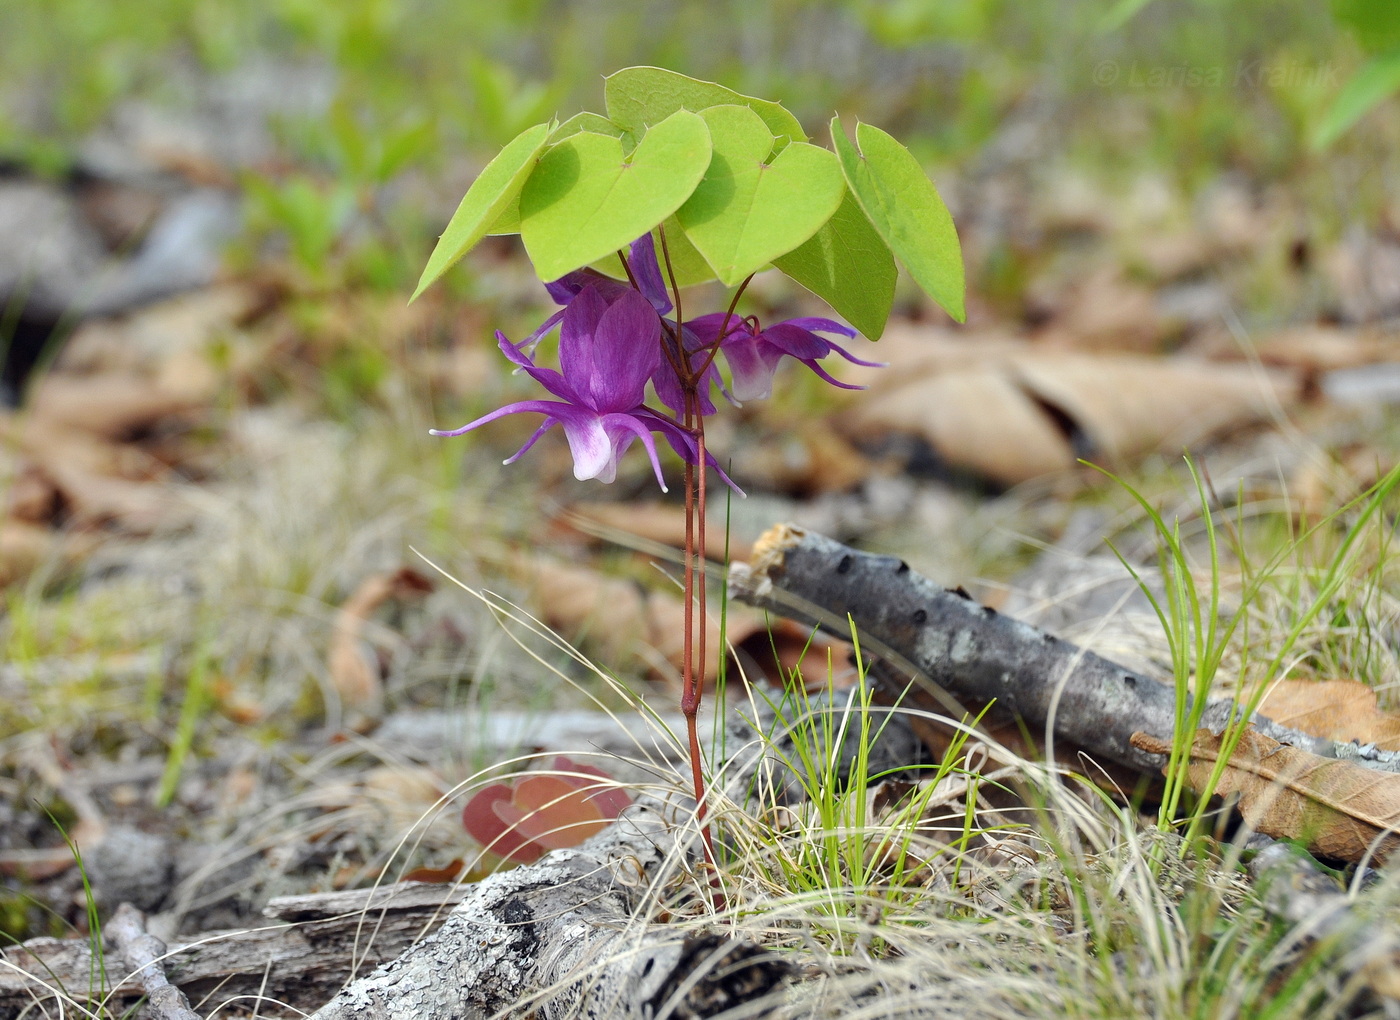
[412,66,965,871]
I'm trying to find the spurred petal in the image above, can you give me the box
[757,321,832,360]
[496,330,578,402]
[599,411,671,491]
[639,408,744,495]
[800,358,864,390]
[779,316,857,338]
[428,398,577,438]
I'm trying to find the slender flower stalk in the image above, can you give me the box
[430,231,874,889]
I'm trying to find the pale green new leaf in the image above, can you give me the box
[592,214,719,289]
[520,109,712,281]
[412,120,552,300]
[604,66,805,148]
[773,189,896,340]
[1313,48,1400,148]
[831,116,965,322]
[549,112,623,143]
[677,106,844,286]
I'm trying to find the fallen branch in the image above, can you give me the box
[727,524,1400,776]
[0,882,469,1017]
[305,793,789,1020]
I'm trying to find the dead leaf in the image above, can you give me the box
[1257,679,1400,751]
[328,568,435,728]
[839,326,1300,487]
[1289,446,1396,519]
[25,374,204,442]
[1131,728,1400,864]
[1035,266,1167,352]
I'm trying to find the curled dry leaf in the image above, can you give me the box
[327,568,435,728]
[1131,728,1400,864]
[1257,678,1400,751]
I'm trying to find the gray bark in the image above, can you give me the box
[727,524,1400,776]
[306,794,789,1020]
[0,883,469,1017]
[106,903,202,1020]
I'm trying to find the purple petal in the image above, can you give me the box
[503,420,558,464]
[518,308,566,352]
[625,233,673,315]
[688,312,746,347]
[827,344,886,368]
[560,414,624,482]
[589,289,660,412]
[652,322,723,417]
[721,336,783,402]
[544,269,630,307]
[558,285,610,399]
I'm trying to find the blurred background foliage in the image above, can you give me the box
[0,0,1390,174]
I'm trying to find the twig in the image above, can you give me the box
[727,524,1400,776]
[107,903,203,1020]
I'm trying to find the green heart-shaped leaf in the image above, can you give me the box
[677,106,844,286]
[412,121,552,300]
[831,116,965,323]
[604,67,805,149]
[549,112,623,143]
[773,189,896,339]
[520,109,711,281]
[591,214,719,290]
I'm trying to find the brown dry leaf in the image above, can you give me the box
[0,520,61,588]
[1131,728,1400,863]
[839,326,1299,487]
[1035,266,1166,352]
[24,373,205,442]
[1289,446,1396,519]
[328,568,434,727]
[1257,679,1400,751]
[39,460,186,533]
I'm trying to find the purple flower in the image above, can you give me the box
[537,233,723,419]
[688,314,882,402]
[431,284,738,493]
